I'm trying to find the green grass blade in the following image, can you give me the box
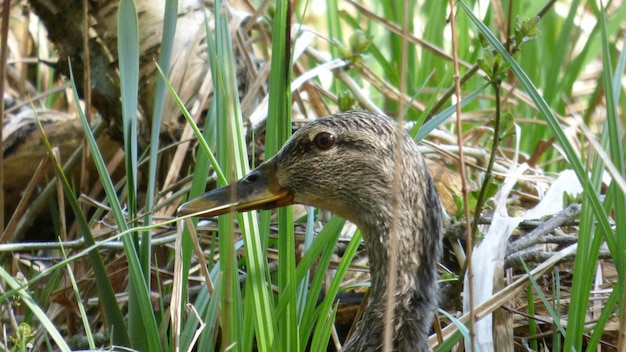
[296,207,316,322]
[297,216,345,344]
[419,1,447,88]
[325,0,342,93]
[144,0,178,258]
[204,276,223,352]
[34,112,130,346]
[563,6,626,349]
[458,0,613,247]
[59,244,95,349]
[309,306,338,352]
[520,260,566,336]
[177,113,213,352]
[542,0,580,106]
[526,285,537,351]
[154,58,230,350]
[154,63,225,183]
[566,175,603,349]
[551,267,561,351]
[560,4,626,111]
[415,84,487,142]
[458,3,621,349]
[587,280,621,348]
[145,1,180,345]
[310,231,361,351]
[68,62,161,351]
[118,0,139,222]
[611,29,626,102]
[598,5,625,346]
[436,309,479,352]
[118,2,155,349]
[0,268,71,352]
[203,1,277,349]
[266,0,296,350]
[209,3,241,348]
[409,73,448,136]
[146,0,178,205]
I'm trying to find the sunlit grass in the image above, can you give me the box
[0,0,623,351]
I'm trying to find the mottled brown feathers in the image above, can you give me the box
[179,111,443,351]
[273,112,442,351]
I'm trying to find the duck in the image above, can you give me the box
[178,111,443,351]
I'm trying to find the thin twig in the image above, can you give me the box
[506,203,582,255]
[505,248,612,269]
[471,82,502,238]
[0,233,179,252]
[447,1,476,349]
[383,0,411,349]
[80,0,92,209]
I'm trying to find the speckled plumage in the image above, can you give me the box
[179,111,443,351]
[273,112,442,351]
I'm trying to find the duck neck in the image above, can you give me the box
[344,190,441,351]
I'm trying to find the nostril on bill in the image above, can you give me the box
[244,172,259,183]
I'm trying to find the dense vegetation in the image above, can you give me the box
[0,0,624,351]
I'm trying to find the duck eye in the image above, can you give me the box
[313,132,335,150]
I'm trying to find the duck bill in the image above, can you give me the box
[177,159,293,217]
